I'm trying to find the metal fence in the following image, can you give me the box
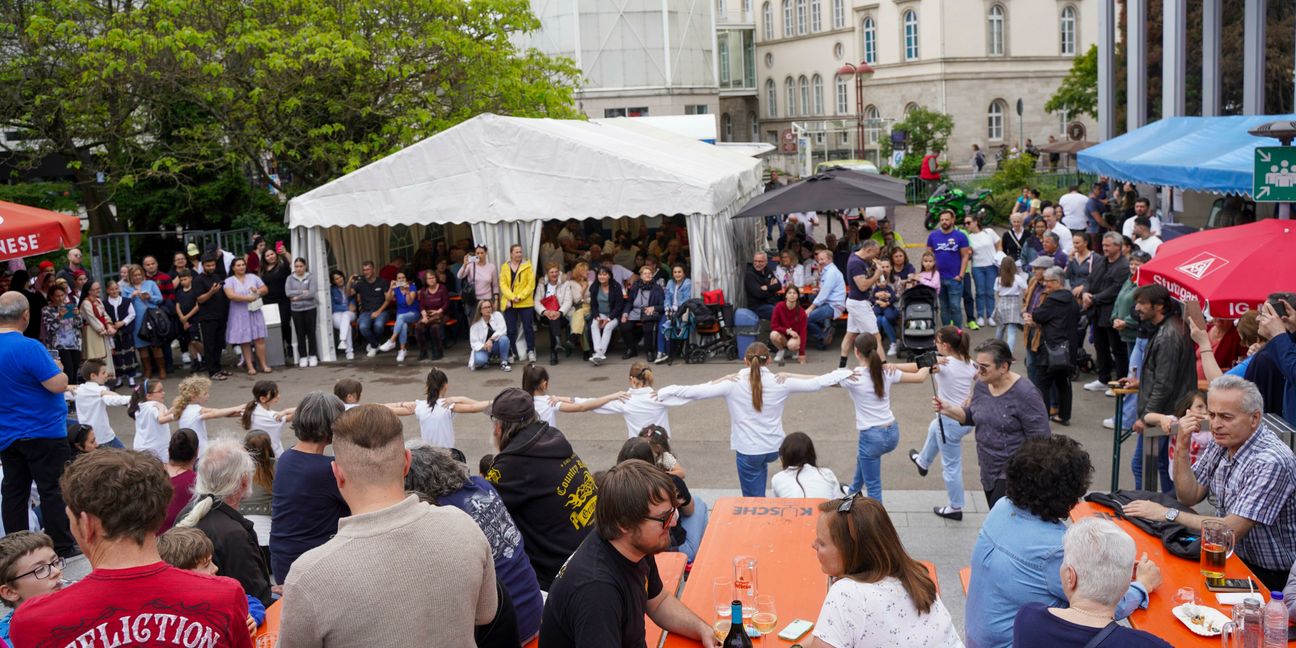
[903,170,1099,204]
[89,228,255,283]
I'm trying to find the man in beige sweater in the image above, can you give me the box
[278,405,497,648]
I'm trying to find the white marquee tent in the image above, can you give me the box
[287,113,764,362]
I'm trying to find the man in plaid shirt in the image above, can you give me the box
[1124,375,1296,592]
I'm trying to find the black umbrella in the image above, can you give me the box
[733,167,908,219]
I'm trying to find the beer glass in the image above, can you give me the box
[1200,519,1235,581]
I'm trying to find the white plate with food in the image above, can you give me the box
[1171,603,1230,636]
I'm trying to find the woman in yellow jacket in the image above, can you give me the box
[500,243,537,362]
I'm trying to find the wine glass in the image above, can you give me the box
[713,577,734,620]
[752,595,778,645]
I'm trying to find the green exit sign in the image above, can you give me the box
[1254,147,1296,202]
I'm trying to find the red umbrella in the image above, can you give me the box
[0,200,83,263]
[1136,219,1296,319]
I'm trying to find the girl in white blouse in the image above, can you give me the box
[657,342,846,497]
[771,432,842,499]
[240,380,296,456]
[171,376,243,455]
[128,378,176,462]
[520,364,625,427]
[387,368,490,448]
[581,361,691,438]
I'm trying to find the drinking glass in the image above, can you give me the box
[1172,587,1197,606]
[255,634,277,648]
[753,595,778,646]
[713,577,734,620]
[1200,519,1235,581]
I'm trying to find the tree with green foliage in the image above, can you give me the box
[881,106,954,175]
[1046,44,1098,121]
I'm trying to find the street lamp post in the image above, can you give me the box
[837,61,875,160]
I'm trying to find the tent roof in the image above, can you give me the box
[1077,115,1296,196]
[286,114,764,229]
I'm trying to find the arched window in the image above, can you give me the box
[795,0,807,34]
[987,5,1005,56]
[1060,6,1077,55]
[785,77,797,116]
[862,16,876,64]
[832,0,845,28]
[988,100,1005,140]
[865,105,881,144]
[721,113,733,142]
[903,10,919,61]
[811,74,824,115]
[810,0,821,32]
[782,0,793,37]
[765,78,778,117]
[798,75,810,116]
[904,102,918,116]
[762,2,773,40]
[834,75,848,114]
[749,112,760,141]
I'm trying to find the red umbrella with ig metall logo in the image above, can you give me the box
[1135,219,1296,318]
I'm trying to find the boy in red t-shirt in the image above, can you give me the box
[158,527,264,636]
[10,450,253,648]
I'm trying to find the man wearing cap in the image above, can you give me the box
[483,387,598,591]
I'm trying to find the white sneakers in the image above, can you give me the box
[1102,417,1115,430]
[308,356,318,367]
[338,340,347,350]
[654,353,669,365]
[976,317,987,327]
[181,352,191,364]
[774,349,785,366]
[887,342,898,357]
[987,315,998,326]
[378,340,397,353]
[396,349,406,363]
[501,362,512,372]
[298,358,309,368]
[346,350,355,360]
[367,347,378,358]
[1083,380,1107,392]
[527,350,536,363]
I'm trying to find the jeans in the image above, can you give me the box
[939,278,964,327]
[916,415,975,509]
[103,437,126,449]
[971,265,997,320]
[675,498,709,562]
[473,335,511,368]
[735,451,780,497]
[505,308,535,356]
[332,311,356,352]
[806,304,836,342]
[751,303,775,320]
[1,438,75,556]
[875,305,899,344]
[996,323,1022,354]
[357,310,390,349]
[392,311,419,345]
[850,422,900,501]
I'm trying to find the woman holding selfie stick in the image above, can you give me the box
[903,326,978,520]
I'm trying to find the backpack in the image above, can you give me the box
[139,307,173,343]
[678,299,717,329]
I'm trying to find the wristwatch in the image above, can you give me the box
[1164,508,1180,522]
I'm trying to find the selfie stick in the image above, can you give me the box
[929,362,947,444]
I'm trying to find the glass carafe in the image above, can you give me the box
[733,555,758,619]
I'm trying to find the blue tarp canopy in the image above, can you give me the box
[1077,115,1296,196]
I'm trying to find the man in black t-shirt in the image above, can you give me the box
[193,254,231,379]
[540,460,718,648]
[351,261,391,356]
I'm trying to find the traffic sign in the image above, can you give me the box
[1253,146,1296,202]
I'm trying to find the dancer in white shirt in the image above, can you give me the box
[520,365,625,427]
[239,380,296,456]
[72,360,132,448]
[387,368,490,448]
[172,376,243,455]
[128,378,177,462]
[579,361,691,438]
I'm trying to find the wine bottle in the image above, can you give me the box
[722,600,753,648]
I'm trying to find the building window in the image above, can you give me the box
[722,113,733,141]
[988,100,1005,140]
[767,130,779,145]
[811,74,824,116]
[685,104,709,115]
[839,131,849,145]
[785,77,796,116]
[766,79,778,117]
[865,105,881,144]
[719,39,731,85]
[743,0,752,15]
[795,0,806,34]
[903,10,919,61]
[832,0,845,28]
[604,107,649,117]
[814,131,825,145]
[987,5,1005,56]
[798,75,809,117]
[718,0,726,15]
[862,16,876,64]
[1060,6,1077,55]
[782,0,793,37]
[750,113,760,141]
[762,2,773,39]
[834,75,848,114]
[904,102,918,116]
[811,0,821,32]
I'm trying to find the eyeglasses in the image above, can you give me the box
[974,362,993,373]
[11,556,63,581]
[644,507,680,528]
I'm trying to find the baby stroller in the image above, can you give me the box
[897,284,939,359]
[675,297,738,364]
[659,308,694,364]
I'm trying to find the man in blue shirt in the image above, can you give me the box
[926,209,971,327]
[807,249,846,350]
[0,291,75,557]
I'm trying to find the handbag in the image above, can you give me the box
[139,307,173,343]
[248,297,264,312]
[1044,340,1070,371]
[541,295,561,313]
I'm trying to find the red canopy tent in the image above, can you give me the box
[1136,219,1296,319]
[0,200,83,263]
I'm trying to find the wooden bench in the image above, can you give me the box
[959,566,971,595]
[920,560,940,594]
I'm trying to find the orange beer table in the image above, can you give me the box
[1070,501,1291,646]
[254,599,281,646]
[664,497,829,647]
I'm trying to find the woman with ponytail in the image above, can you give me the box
[172,376,243,456]
[575,361,691,438]
[659,342,847,496]
[387,368,491,448]
[904,325,978,520]
[128,378,176,462]
[519,364,626,427]
[239,381,295,455]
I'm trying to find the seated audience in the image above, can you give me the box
[0,531,64,646]
[965,436,1160,648]
[616,437,707,561]
[1013,518,1171,647]
[744,252,781,320]
[161,428,200,532]
[621,266,665,362]
[469,300,512,372]
[279,405,497,647]
[158,527,265,634]
[771,432,841,498]
[10,450,253,648]
[540,459,717,647]
[269,391,349,583]
[770,285,808,366]
[808,494,962,647]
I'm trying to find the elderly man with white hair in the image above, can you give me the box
[177,437,274,606]
[1125,375,1296,591]
[1012,518,1171,646]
